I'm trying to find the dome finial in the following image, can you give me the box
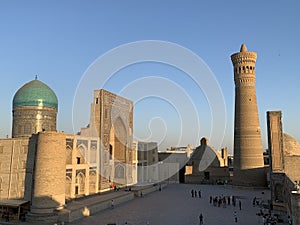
[35,75,38,80]
[240,43,248,52]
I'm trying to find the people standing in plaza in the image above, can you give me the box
[111,199,114,209]
[199,213,203,225]
[191,189,194,198]
[239,200,242,210]
[198,190,202,198]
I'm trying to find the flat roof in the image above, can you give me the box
[0,199,29,207]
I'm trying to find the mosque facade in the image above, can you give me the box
[0,78,134,223]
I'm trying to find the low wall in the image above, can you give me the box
[57,183,167,224]
[133,183,167,197]
[59,192,135,223]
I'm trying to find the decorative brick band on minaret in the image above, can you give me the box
[231,44,266,186]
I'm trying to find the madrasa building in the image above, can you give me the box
[0,77,135,223]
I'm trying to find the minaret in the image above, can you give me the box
[231,44,266,186]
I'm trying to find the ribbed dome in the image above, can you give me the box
[13,79,58,109]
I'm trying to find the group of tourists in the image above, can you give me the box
[209,194,242,210]
[191,189,242,224]
[190,189,202,198]
[254,196,284,225]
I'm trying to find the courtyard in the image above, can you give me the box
[69,183,287,225]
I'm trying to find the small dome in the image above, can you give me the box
[13,78,58,109]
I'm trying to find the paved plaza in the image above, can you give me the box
[69,183,288,225]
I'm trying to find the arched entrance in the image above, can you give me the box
[109,117,127,184]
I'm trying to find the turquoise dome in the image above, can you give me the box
[13,79,58,109]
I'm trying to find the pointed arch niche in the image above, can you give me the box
[109,117,127,162]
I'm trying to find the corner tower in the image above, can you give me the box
[231,44,265,186]
[12,77,58,138]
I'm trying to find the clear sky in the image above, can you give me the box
[1,1,299,153]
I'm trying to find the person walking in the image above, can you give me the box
[111,199,114,209]
[199,213,203,225]
[252,197,256,206]
[234,211,237,223]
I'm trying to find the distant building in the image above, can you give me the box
[158,145,193,183]
[136,141,158,184]
[185,137,229,184]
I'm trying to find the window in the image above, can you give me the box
[204,171,210,180]
[77,157,81,164]
[75,186,79,195]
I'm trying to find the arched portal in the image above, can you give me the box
[109,117,127,184]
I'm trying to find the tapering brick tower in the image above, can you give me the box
[231,44,266,186]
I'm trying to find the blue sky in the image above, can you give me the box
[1,1,299,153]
